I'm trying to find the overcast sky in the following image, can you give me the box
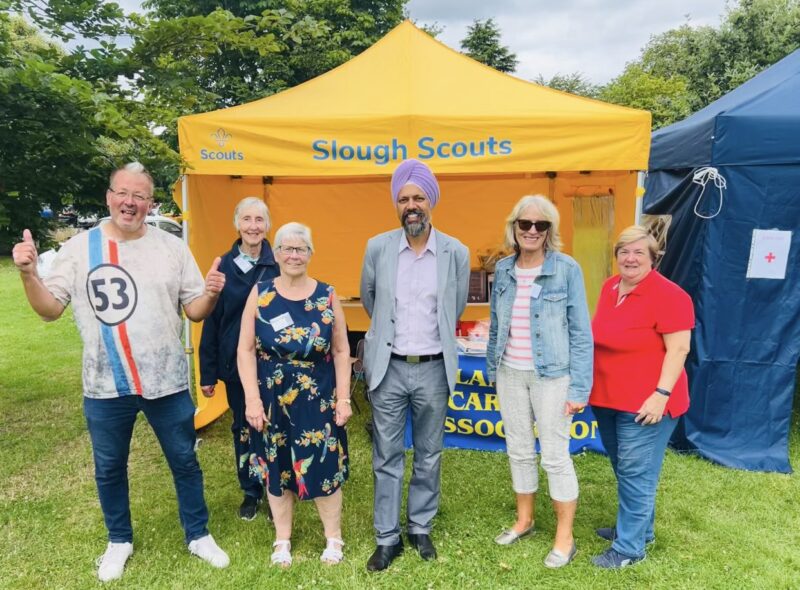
[406,0,729,84]
[114,0,730,85]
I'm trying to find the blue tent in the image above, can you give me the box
[644,49,800,473]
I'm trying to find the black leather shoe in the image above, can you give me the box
[407,533,437,560]
[366,540,404,572]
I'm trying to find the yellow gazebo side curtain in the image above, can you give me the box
[177,21,650,428]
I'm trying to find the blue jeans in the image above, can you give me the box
[83,391,209,544]
[592,406,678,559]
[224,380,264,499]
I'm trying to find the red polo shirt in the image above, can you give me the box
[590,270,695,417]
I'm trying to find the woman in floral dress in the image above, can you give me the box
[238,222,352,567]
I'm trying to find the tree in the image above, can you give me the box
[0,12,175,252]
[630,0,800,112]
[139,0,408,98]
[591,0,800,127]
[144,0,405,37]
[414,20,443,39]
[534,73,599,98]
[599,65,692,129]
[129,1,408,154]
[460,18,518,73]
[7,0,125,42]
[0,1,410,252]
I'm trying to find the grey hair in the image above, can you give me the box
[233,196,271,232]
[273,222,314,254]
[503,195,563,254]
[109,162,154,196]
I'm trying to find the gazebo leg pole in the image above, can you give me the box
[181,175,194,400]
[635,170,646,224]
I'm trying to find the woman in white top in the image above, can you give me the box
[486,195,593,568]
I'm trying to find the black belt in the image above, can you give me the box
[390,352,444,364]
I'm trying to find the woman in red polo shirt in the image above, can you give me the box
[589,225,694,569]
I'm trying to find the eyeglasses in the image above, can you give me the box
[108,188,151,203]
[278,246,310,256]
[516,219,552,232]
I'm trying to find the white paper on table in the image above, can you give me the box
[456,337,487,355]
[37,249,58,279]
[746,229,791,279]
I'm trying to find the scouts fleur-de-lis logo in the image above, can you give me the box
[211,128,231,147]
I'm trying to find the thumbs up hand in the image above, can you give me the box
[12,229,39,275]
[204,256,225,296]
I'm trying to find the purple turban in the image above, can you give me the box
[390,159,440,207]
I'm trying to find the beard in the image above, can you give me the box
[402,209,429,237]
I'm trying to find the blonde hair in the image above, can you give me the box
[503,195,562,254]
[614,225,659,262]
[233,197,271,232]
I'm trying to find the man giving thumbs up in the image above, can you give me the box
[12,162,230,582]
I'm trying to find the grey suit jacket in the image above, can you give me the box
[360,227,470,392]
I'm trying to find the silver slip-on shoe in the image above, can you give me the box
[543,542,578,568]
[494,525,535,545]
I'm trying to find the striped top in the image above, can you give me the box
[501,265,542,371]
[43,226,205,398]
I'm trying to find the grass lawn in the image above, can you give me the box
[1,255,799,589]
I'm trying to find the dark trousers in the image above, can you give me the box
[83,391,209,544]
[225,380,264,499]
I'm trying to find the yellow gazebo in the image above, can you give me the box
[177,20,651,427]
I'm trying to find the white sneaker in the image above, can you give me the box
[188,534,230,568]
[96,541,133,582]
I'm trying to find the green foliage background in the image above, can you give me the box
[0,0,408,252]
[1,0,799,252]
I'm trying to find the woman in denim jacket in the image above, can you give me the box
[486,195,593,568]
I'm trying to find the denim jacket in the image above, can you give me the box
[486,250,593,403]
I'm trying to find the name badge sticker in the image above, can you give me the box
[269,312,294,332]
[529,283,542,299]
[233,254,254,273]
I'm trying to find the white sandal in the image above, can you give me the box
[271,540,292,567]
[320,538,344,564]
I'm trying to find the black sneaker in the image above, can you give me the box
[239,495,261,521]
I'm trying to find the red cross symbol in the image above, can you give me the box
[765,252,776,263]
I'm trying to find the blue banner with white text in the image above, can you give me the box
[405,354,605,454]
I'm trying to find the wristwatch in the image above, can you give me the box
[655,387,671,397]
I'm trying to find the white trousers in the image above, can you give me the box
[495,363,578,502]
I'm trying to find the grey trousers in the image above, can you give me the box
[370,358,449,545]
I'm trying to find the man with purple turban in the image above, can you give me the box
[360,159,469,571]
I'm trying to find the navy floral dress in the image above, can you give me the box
[247,279,349,500]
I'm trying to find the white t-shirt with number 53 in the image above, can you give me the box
[44,226,205,399]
